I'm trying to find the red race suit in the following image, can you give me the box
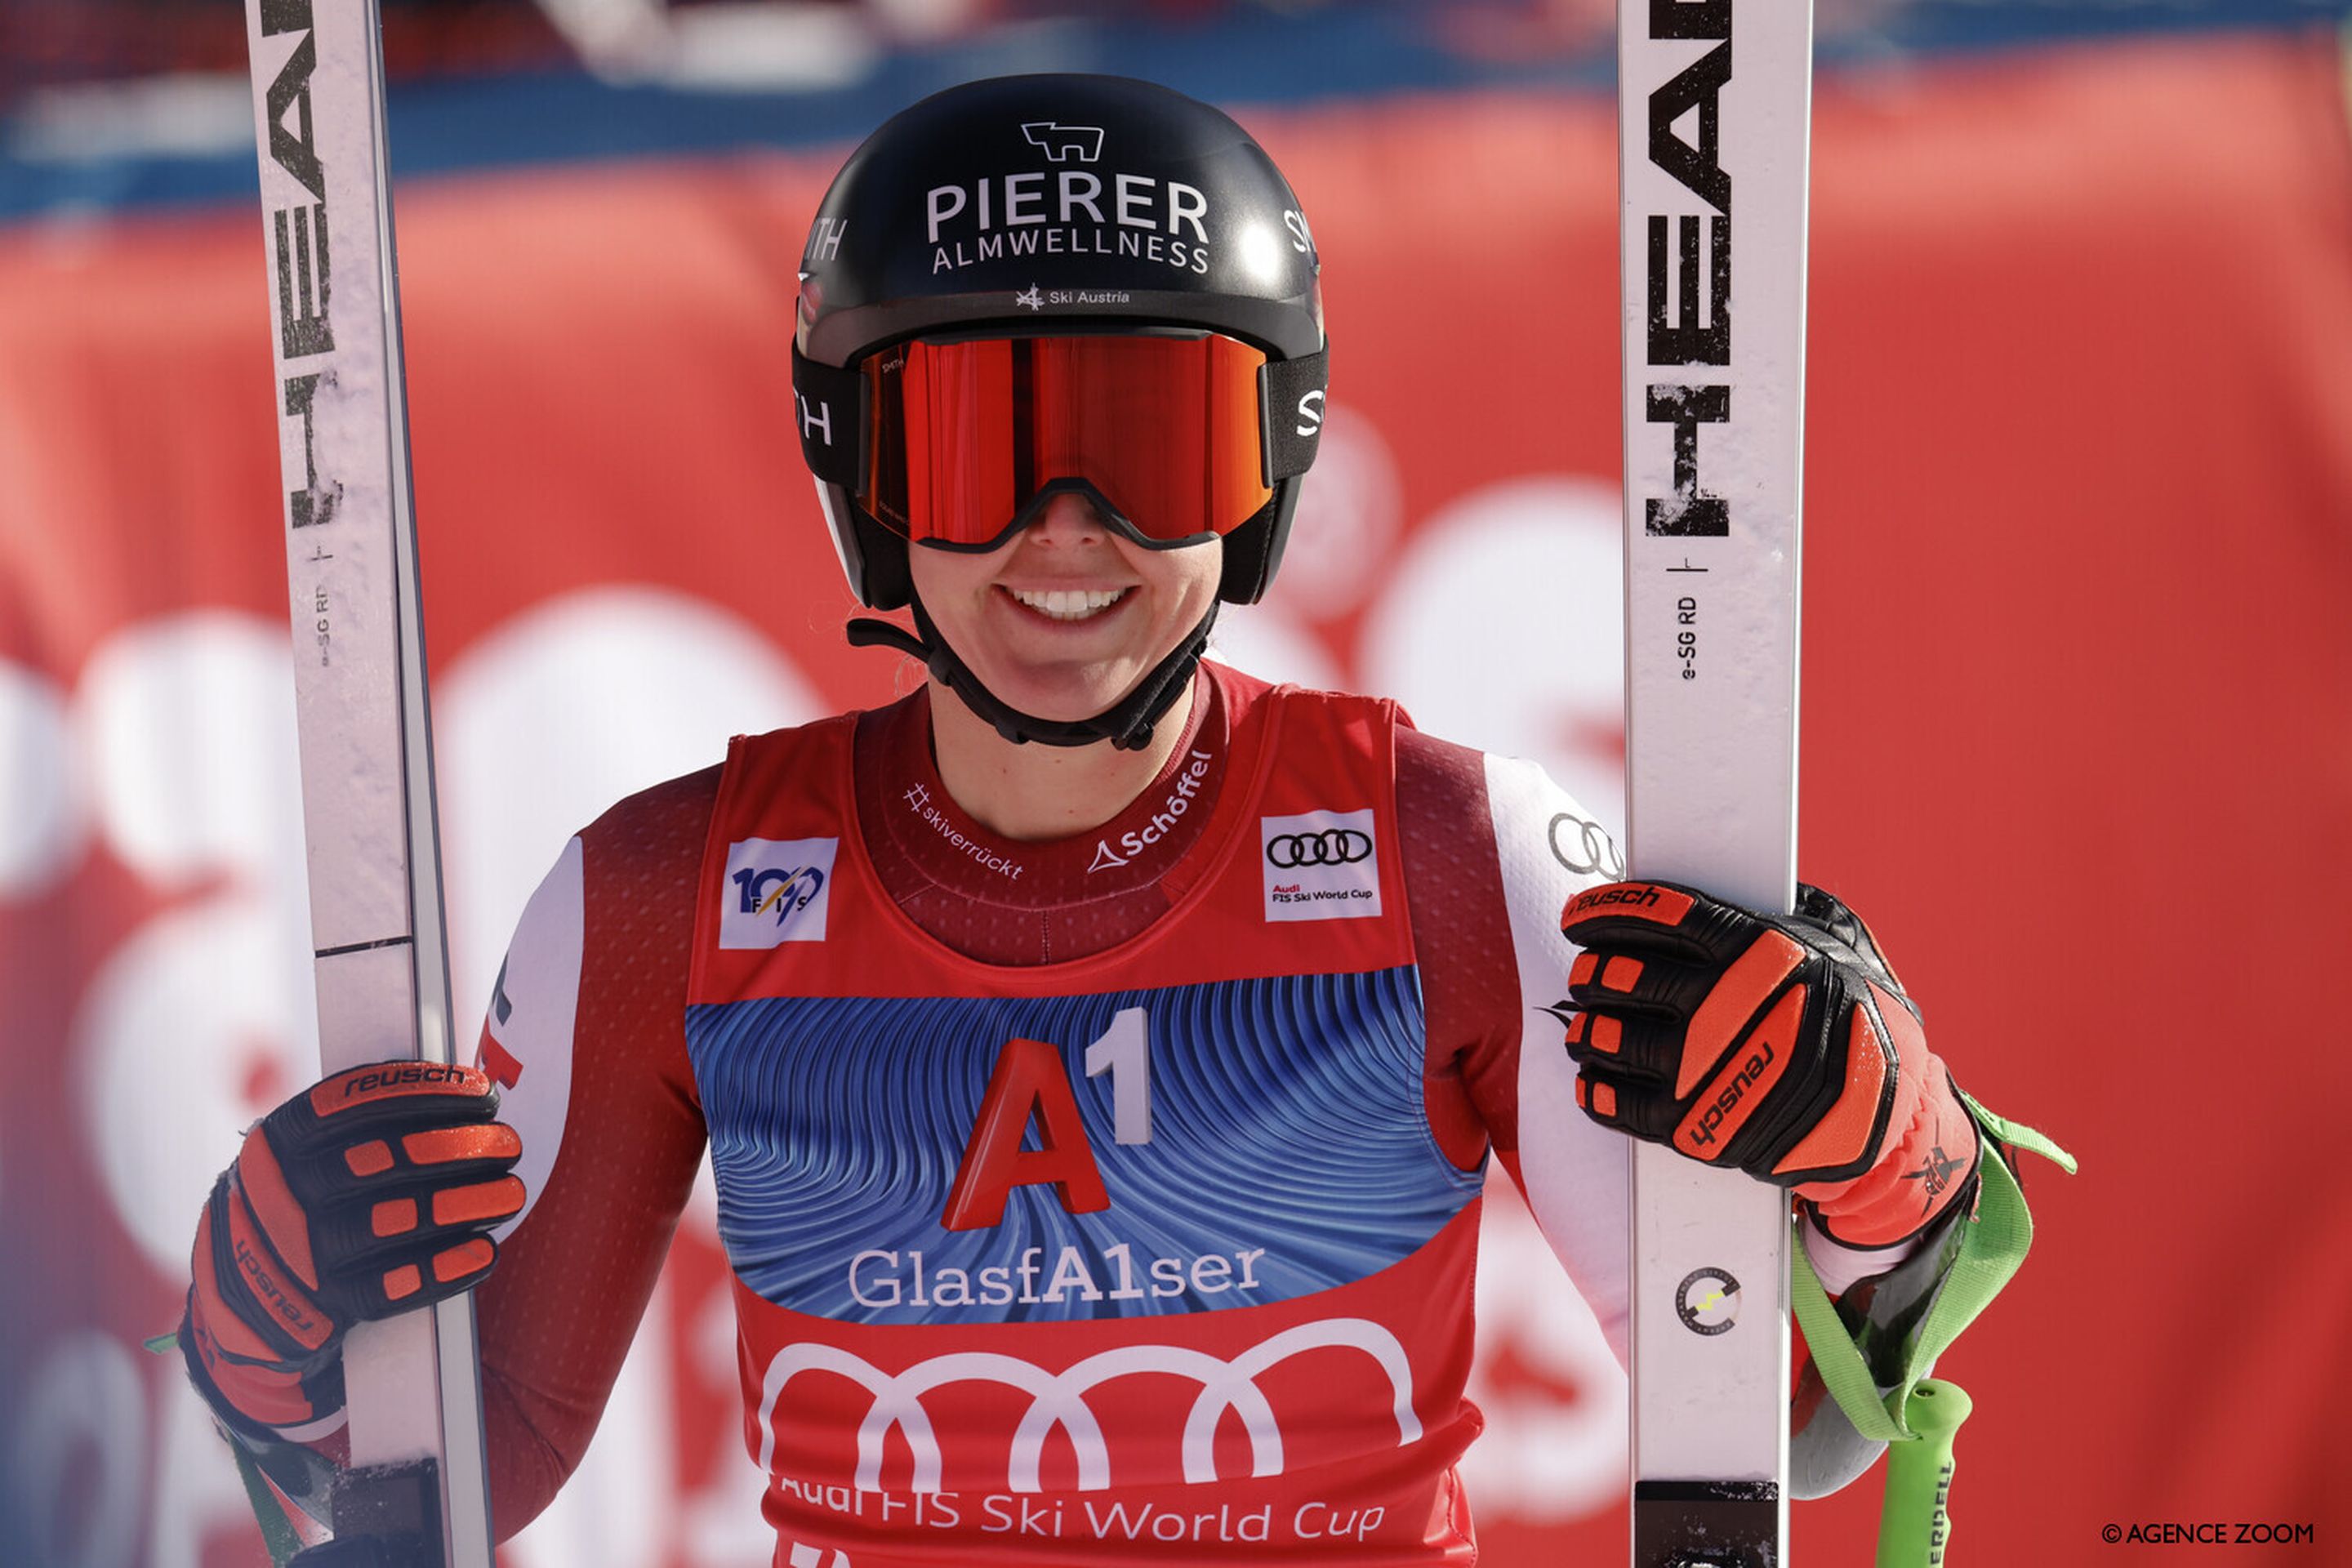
[247,663,1890,1564]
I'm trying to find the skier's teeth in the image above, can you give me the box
[1010,587,1125,621]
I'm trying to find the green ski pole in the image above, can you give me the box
[1877,1379,1972,1567]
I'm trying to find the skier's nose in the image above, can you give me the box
[1025,491,1113,544]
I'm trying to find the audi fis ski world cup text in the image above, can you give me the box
[1640,0,1736,539]
[768,1482,1387,1550]
[1260,811,1382,921]
[755,1322,1417,1543]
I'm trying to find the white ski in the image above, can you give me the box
[243,2,496,1561]
[1616,2,1814,1565]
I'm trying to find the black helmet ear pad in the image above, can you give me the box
[840,501,914,610]
[1214,482,1300,606]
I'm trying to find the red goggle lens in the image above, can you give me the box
[861,333,1273,549]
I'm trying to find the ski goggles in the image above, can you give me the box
[792,330,1330,552]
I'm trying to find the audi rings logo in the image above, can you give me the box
[1261,809,1382,923]
[1548,811,1625,880]
[1266,830,1373,869]
[755,1319,1421,1494]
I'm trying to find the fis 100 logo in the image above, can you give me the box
[720,837,840,949]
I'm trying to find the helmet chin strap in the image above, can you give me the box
[846,592,1219,751]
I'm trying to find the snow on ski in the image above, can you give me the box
[1617,2,1814,1565]
[243,1,495,1561]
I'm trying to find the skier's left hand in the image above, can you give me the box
[1557,880,1980,1247]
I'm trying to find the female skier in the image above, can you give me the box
[181,74,2006,1566]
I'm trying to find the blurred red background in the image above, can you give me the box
[2,16,2349,1566]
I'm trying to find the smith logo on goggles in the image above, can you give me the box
[794,331,1329,552]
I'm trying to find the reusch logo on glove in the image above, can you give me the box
[343,1062,468,1095]
[310,1061,479,1115]
[1563,882,1692,924]
[1675,1004,1794,1159]
[233,1235,325,1343]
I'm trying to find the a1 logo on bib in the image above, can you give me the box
[1261,809,1381,922]
[722,837,840,948]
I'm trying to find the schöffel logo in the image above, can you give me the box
[1261,810,1380,923]
[720,837,840,949]
[755,1319,1420,1494]
[1089,747,1214,875]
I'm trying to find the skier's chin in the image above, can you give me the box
[955,656,1153,731]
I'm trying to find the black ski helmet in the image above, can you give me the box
[790,74,1330,613]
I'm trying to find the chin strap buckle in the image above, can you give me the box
[844,615,933,663]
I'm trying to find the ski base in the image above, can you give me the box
[288,1460,447,1568]
[1633,1479,1782,1568]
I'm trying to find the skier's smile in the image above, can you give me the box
[910,490,1222,726]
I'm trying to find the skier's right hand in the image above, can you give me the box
[180,1061,524,1432]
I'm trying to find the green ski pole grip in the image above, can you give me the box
[1877,1379,1972,1567]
